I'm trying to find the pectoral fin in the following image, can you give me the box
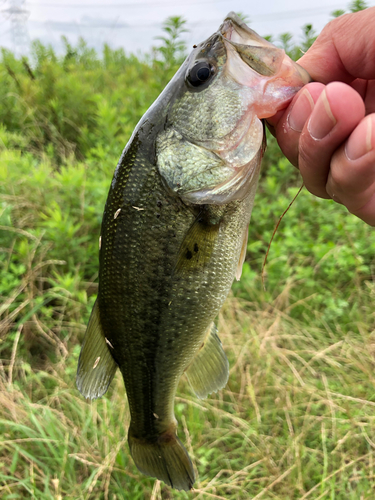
[175,215,220,274]
[185,323,229,399]
[76,300,118,399]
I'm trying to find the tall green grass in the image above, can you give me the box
[1,11,375,499]
[2,283,375,498]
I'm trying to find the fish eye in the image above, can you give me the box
[187,61,215,88]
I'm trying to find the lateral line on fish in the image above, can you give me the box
[261,183,304,291]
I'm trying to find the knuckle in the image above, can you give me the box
[328,164,346,190]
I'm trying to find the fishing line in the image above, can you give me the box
[261,182,304,291]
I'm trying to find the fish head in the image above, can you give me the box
[156,12,310,205]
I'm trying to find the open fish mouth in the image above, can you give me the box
[220,12,311,118]
[220,14,286,78]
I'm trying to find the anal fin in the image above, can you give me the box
[185,323,229,399]
[76,299,118,399]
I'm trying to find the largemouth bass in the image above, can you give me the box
[76,12,309,491]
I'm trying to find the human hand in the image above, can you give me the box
[267,7,375,225]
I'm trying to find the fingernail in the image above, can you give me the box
[288,89,315,132]
[308,89,336,140]
[346,116,373,160]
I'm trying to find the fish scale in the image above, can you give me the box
[76,11,310,491]
[101,131,251,455]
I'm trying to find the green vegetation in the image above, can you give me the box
[1,6,375,499]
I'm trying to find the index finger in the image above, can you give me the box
[298,7,375,84]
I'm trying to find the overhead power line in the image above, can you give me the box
[2,0,30,55]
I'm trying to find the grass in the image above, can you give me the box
[1,28,375,499]
[2,129,375,500]
[1,276,375,499]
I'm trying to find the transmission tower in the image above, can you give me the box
[3,0,30,57]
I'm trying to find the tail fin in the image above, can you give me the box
[128,428,195,491]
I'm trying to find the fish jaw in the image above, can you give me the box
[221,12,311,118]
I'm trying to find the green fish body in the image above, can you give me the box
[77,12,310,491]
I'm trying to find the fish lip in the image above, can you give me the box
[220,12,254,39]
[219,11,269,46]
[219,18,234,43]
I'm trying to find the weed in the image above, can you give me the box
[1,9,374,499]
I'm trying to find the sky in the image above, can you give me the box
[0,0,373,58]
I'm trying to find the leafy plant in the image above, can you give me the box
[153,16,188,73]
[349,0,368,11]
[1,9,375,499]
